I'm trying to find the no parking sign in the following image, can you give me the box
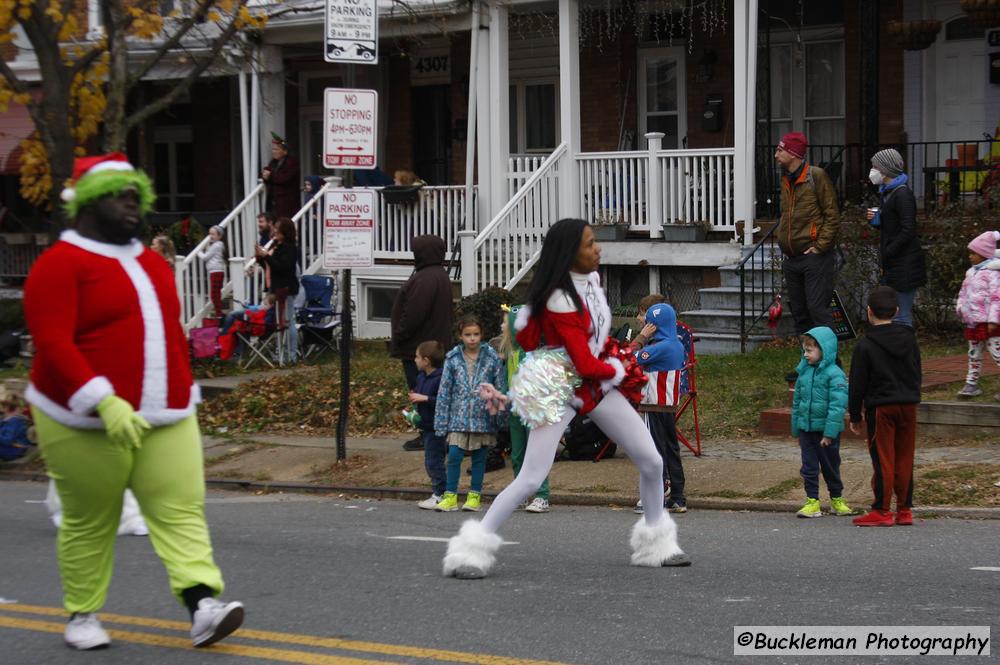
[323,189,374,269]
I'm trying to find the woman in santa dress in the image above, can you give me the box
[441,218,691,579]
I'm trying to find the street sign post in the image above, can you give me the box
[323,189,374,269]
[325,0,378,64]
[323,88,377,169]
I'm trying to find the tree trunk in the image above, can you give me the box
[102,0,130,153]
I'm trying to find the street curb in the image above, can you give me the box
[3,470,1000,520]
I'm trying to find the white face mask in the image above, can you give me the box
[869,168,884,186]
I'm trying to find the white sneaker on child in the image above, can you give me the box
[525,497,550,513]
[417,494,442,510]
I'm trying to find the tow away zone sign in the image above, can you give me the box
[325,0,378,64]
[324,88,377,169]
[324,189,374,269]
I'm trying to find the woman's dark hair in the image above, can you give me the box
[275,217,297,246]
[525,218,589,315]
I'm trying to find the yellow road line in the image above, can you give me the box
[0,615,403,665]
[0,603,575,665]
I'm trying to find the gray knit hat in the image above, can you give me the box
[871,148,904,178]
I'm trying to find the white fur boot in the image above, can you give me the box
[442,520,503,579]
[630,516,691,567]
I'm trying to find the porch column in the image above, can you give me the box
[733,0,758,247]
[488,2,510,220]
[476,12,492,223]
[558,0,581,218]
[257,46,285,190]
[238,70,251,197]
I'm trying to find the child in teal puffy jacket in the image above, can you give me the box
[791,326,852,518]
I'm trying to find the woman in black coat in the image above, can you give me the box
[866,148,926,326]
[256,217,300,360]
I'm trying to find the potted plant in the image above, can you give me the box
[590,210,629,241]
[661,218,709,242]
[885,19,942,51]
[962,0,1000,30]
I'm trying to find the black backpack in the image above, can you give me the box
[561,414,616,461]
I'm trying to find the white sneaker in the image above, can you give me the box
[417,494,442,510]
[633,500,644,514]
[191,598,244,648]
[525,497,550,513]
[64,613,110,650]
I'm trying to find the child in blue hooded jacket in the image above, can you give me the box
[792,326,852,518]
[634,303,688,513]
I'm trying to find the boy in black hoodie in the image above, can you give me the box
[848,286,922,527]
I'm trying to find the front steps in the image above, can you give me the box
[681,258,793,355]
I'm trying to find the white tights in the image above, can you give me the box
[481,389,669,533]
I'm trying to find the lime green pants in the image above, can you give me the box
[33,409,223,614]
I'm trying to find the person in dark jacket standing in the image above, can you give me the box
[848,287,922,527]
[865,148,926,327]
[774,132,841,334]
[256,217,300,362]
[262,134,301,219]
[390,235,453,450]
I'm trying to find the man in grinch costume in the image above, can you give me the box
[24,153,244,651]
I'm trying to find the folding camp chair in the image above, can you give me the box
[674,322,701,456]
[296,274,341,359]
[228,304,282,369]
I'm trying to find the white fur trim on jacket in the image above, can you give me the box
[67,376,114,414]
[118,256,168,413]
[630,516,685,567]
[442,519,503,577]
[599,356,626,394]
[514,305,532,332]
[26,383,200,429]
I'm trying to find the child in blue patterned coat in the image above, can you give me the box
[433,315,507,512]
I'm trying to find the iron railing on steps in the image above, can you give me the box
[738,222,781,353]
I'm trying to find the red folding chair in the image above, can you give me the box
[674,322,701,456]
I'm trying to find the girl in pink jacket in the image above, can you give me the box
[956,230,1000,398]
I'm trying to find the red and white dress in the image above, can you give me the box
[24,230,200,428]
[513,271,625,415]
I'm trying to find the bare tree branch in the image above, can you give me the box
[123,10,245,132]
[127,0,220,88]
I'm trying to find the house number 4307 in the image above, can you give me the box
[415,56,448,74]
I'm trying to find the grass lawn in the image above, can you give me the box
[200,334,972,440]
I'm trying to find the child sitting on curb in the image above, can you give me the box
[791,326,852,519]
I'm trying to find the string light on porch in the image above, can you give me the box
[576,0,727,53]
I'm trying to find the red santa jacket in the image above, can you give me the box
[514,271,625,415]
[24,231,199,428]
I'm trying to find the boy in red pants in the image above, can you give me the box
[848,286,922,526]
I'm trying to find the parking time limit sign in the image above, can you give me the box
[324,88,377,169]
[325,0,378,64]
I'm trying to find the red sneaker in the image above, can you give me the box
[852,510,894,527]
[895,508,913,526]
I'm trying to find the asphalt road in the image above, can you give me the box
[0,480,997,665]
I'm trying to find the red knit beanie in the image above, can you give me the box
[778,132,807,160]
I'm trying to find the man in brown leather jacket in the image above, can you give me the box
[774,132,840,334]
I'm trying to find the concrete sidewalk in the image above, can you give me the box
[189,430,1000,519]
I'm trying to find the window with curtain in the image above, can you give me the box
[508,80,558,154]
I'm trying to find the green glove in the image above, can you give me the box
[96,395,151,450]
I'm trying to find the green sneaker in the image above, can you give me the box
[462,491,482,512]
[796,498,822,518]
[435,492,459,512]
[829,497,853,516]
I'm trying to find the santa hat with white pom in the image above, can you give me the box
[61,152,155,217]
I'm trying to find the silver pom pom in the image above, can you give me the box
[60,188,76,202]
[509,348,581,428]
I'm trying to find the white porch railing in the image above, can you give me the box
[507,154,548,199]
[578,151,649,229]
[658,148,735,231]
[470,143,567,292]
[178,182,265,331]
[373,185,473,261]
